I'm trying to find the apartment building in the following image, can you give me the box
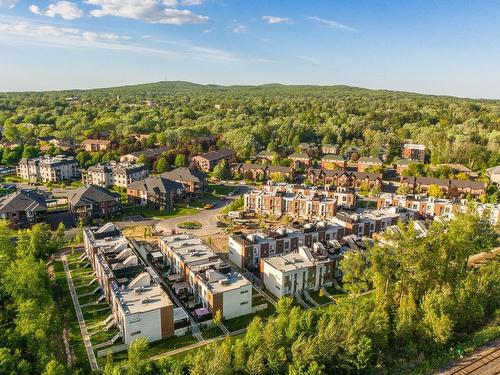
[191,149,235,172]
[160,167,207,194]
[288,152,312,169]
[127,176,185,210]
[402,144,425,161]
[17,155,80,183]
[261,244,338,299]
[82,162,149,188]
[244,184,338,221]
[320,155,347,170]
[231,164,295,182]
[228,221,344,269]
[377,194,500,226]
[83,224,178,344]
[159,234,252,320]
[68,185,122,221]
[321,144,340,155]
[331,207,417,237]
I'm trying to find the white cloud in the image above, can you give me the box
[232,23,246,33]
[262,16,291,24]
[0,0,18,8]
[202,28,212,33]
[307,16,355,31]
[29,1,84,20]
[85,0,208,25]
[163,0,203,6]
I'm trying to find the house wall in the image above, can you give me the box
[221,283,252,319]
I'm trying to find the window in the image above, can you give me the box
[130,331,141,336]
[240,290,249,294]
[240,301,248,305]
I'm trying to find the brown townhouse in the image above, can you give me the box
[160,167,207,194]
[0,190,47,228]
[320,155,347,170]
[81,139,113,152]
[400,176,485,198]
[307,169,382,190]
[288,152,312,169]
[321,144,340,155]
[127,176,185,210]
[402,144,426,161]
[68,185,122,222]
[357,156,383,172]
[231,163,295,182]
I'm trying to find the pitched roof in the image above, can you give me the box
[289,152,310,160]
[449,179,485,190]
[256,150,276,157]
[196,149,234,161]
[231,163,265,171]
[394,159,414,166]
[267,165,293,174]
[357,156,383,164]
[438,163,472,173]
[126,146,168,159]
[0,190,47,213]
[161,167,206,183]
[68,185,120,207]
[322,154,345,162]
[81,139,111,145]
[128,176,184,195]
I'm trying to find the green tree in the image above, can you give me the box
[174,154,188,168]
[427,184,444,198]
[212,159,231,180]
[155,156,168,173]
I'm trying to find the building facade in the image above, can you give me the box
[82,162,149,188]
[127,176,185,210]
[17,155,80,183]
[68,185,122,221]
[402,144,426,161]
[191,149,235,172]
[0,190,47,228]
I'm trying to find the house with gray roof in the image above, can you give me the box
[68,185,122,222]
[160,167,207,194]
[0,190,47,228]
[127,176,185,210]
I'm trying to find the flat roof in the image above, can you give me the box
[114,282,172,315]
[264,252,314,273]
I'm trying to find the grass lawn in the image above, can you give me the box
[52,259,90,373]
[207,184,237,196]
[201,326,224,340]
[122,205,200,220]
[309,289,333,305]
[224,304,276,332]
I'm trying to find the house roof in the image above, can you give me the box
[449,179,485,190]
[196,149,234,161]
[394,159,414,166]
[321,144,340,149]
[231,163,265,171]
[357,156,383,164]
[289,152,310,160]
[68,185,120,207]
[128,176,184,194]
[486,165,500,175]
[0,190,47,213]
[256,150,275,157]
[267,165,293,174]
[161,167,206,183]
[81,139,111,145]
[125,146,168,159]
[403,143,425,150]
[438,163,472,173]
[322,154,345,162]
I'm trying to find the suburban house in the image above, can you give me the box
[229,222,344,270]
[255,150,276,164]
[160,167,207,194]
[288,152,312,169]
[231,163,267,181]
[321,144,340,155]
[81,139,113,152]
[357,156,383,172]
[437,163,472,176]
[120,146,168,164]
[49,138,75,150]
[307,169,382,190]
[344,146,361,160]
[17,155,80,183]
[402,143,426,161]
[244,184,338,221]
[320,155,346,170]
[400,176,486,198]
[191,149,235,172]
[127,176,185,210]
[266,165,296,181]
[83,224,183,344]
[261,244,338,299]
[82,162,149,188]
[0,190,47,228]
[159,233,253,320]
[68,185,122,221]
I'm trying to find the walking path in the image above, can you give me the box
[437,339,500,375]
[61,253,99,371]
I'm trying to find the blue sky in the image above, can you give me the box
[0,0,499,98]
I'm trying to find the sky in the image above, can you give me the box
[0,0,499,98]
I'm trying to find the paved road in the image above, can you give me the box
[61,253,99,371]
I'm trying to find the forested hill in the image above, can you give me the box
[0,81,499,171]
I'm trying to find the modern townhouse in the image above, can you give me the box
[377,193,500,226]
[331,206,417,237]
[191,149,235,172]
[82,162,149,188]
[159,233,252,320]
[17,155,80,183]
[228,221,344,269]
[127,176,185,210]
[261,244,339,299]
[307,169,382,190]
[0,189,47,228]
[83,224,182,344]
[244,184,338,221]
[402,143,426,161]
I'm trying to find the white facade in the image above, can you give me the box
[17,155,79,182]
[83,162,149,188]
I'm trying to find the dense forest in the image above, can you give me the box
[0,81,499,171]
